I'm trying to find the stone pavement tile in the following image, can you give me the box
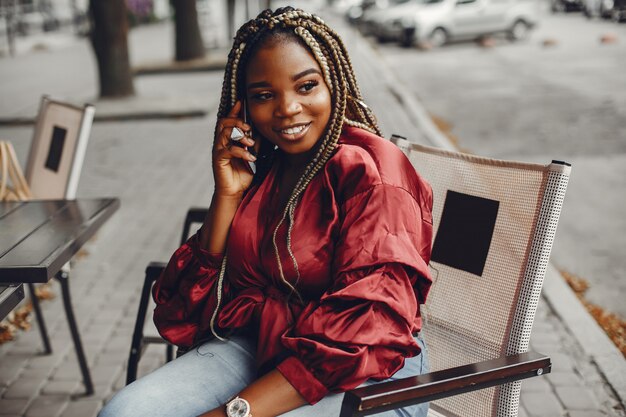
[19,367,54,382]
[90,363,123,387]
[3,378,45,400]
[59,400,101,417]
[518,406,529,417]
[555,386,599,411]
[0,398,32,415]
[26,352,67,370]
[116,317,136,331]
[89,309,125,326]
[531,343,569,357]
[99,335,129,356]
[41,379,81,396]
[568,411,606,417]
[548,353,576,374]
[62,349,97,369]
[9,331,42,349]
[522,375,552,392]
[521,391,564,417]
[24,395,70,417]
[82,329,115,348]
[3,343,41,358]
[546,372,585,387]
[51,361,81,381]
[112,371,126,392]
[96,351,128,367]
[0,359,29,387]
[531,328,561,344]
[71,384,112,404]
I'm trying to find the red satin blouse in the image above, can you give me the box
[153,126,433,404]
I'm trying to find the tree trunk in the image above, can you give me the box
[89,0,135,98]
[171,0,205,61]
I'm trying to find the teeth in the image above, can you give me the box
[281,125,306,135]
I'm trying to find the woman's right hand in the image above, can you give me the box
[212,101,258,199]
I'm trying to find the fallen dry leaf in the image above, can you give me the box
[561,269,626,357]
[0,285,56,345]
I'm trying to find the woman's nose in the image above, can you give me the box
[275,95,302,117]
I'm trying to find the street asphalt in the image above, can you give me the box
[0,5,624,417]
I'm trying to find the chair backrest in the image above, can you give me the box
[25,96,95,199]
[391,137,570,417]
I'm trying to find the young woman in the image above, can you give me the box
[99,7,433,417]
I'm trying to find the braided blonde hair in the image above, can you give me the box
[210,7,381,340]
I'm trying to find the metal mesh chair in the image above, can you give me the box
[25,95,95,200]
[126,207,208,384]
[340,137,571,417]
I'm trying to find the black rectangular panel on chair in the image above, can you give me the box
[431,190,499,276]
[45,125,67,172]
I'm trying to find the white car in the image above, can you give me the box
[368,0,427,42]
[356,0,414,37]
[398,0,539,47]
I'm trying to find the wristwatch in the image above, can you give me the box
[225,396,252,417]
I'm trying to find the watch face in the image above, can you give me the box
[227,398,250,417]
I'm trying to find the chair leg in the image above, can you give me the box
[27,283,52,354]
[166,344,174,362]
[126,343,140,385]
[127,262,165,385]
[55,269,94,395]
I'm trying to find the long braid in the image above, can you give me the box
[209,7,378,340]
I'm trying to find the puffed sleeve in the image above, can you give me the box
[152,232,227,349]
[277,184,433,404]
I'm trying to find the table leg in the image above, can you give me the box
[27,283,52,354]
[56,269,94,396]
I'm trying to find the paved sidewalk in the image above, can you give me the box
[1,8,624,417]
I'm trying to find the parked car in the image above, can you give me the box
[367,0,426,41]
[610,0,626,20]
[399,0,539,48]
[351,0,413,34]
[581,0,620,18]
[346,0,384,24]
[550,0,583,12]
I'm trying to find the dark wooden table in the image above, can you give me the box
[0,198,120,395]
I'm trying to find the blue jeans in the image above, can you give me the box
[99,334,429,417]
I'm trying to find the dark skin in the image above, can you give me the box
[197,39,332,417]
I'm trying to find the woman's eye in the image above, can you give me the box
[299,81,318,93]
[252,92,272,101]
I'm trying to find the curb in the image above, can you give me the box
[0,97,212,126]
[0,111,208,126]
[359,23,626,408]
[543,264,626,407]
[132,55,228,76]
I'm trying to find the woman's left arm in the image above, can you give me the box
[198,370,305,417]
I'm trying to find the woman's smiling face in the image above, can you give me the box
[245,39,332,157]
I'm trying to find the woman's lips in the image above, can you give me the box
[274,123,311,141]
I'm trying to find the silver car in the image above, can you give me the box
[398,0,539,47]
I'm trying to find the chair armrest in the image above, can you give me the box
[180,207,209,246]
[340,351,551,417]
[145,261,167,280]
